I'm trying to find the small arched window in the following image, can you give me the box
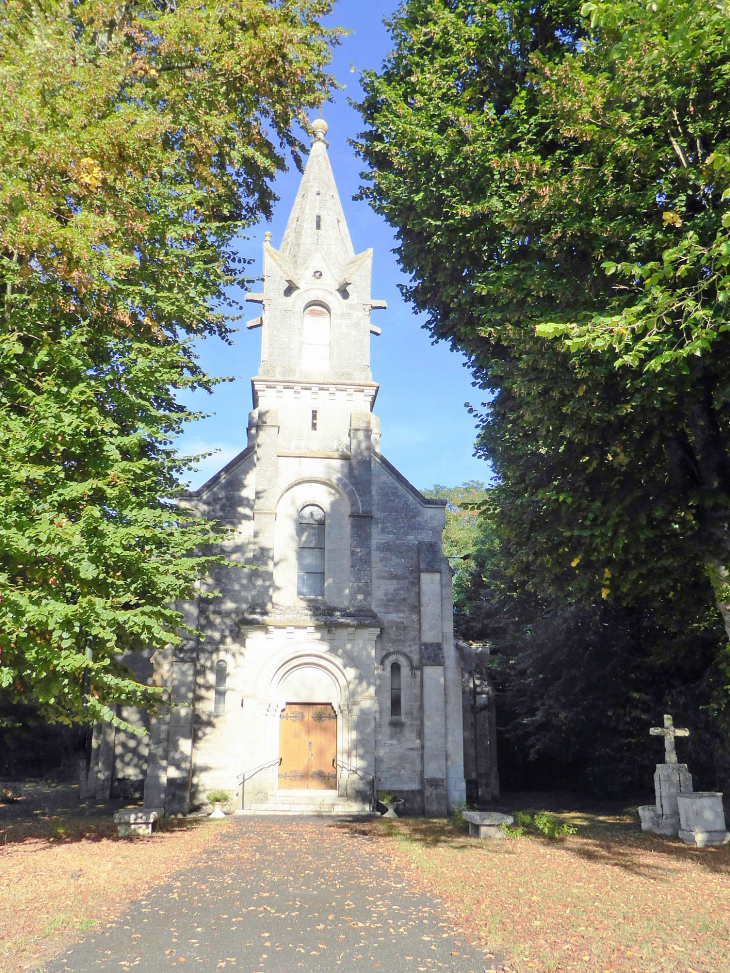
[298,504,325,597]
[214,660,227,716]
[390,662,402,719]
[302,304,330,372]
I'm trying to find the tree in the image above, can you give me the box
[0,0,339,726]
[530,0,730,632]
[423,481,493,610]
[355,0,730,641]
[430,487,730,794]
[490,588,730,795]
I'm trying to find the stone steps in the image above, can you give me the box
[235,787,375,816]
[237,802,374,816]
[274,789,340,803]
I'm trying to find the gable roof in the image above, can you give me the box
[179,445,255,501]
[373,451,448,508]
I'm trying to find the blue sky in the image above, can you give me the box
[178,0,491,492]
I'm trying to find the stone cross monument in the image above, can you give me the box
[639,714,729,845]
[639,713,693,836]
[649,714,689,764]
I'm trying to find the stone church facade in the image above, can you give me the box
[89,119,497,816]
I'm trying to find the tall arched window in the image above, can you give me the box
[298,504,325,597]
[390,662,402,719]
[214,660,227,716]
[302,304,330,372]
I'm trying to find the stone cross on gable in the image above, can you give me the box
[649,714,689,764]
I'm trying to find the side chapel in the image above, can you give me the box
[89,119,497,815]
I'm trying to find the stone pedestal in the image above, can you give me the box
[650,762,693,834]
[463,810,513,839]
[677,793,730,847]
[113,808,162,837]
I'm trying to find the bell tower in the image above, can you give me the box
[244,118,386,458]
[109,118,472,820]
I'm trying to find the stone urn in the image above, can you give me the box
[380,799,404,819]
[209,802,227,820]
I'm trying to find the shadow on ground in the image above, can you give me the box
[330,793,730,882]
[0,781,207,847]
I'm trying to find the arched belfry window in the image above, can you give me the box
[390,662,402,719]
[297,504,325,597]
[302,304,330,372]
[214,660,227,716]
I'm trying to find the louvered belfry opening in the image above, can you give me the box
[297,504,325,597]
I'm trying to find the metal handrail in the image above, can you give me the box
[333,758,377,810]
[237,757,282,811]
[332,757,375,781]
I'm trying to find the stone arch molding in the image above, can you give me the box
[277,475,362,514]
[377,649,419,673]
[208,646,238,670]
[274,479,352,607]
[293,282,341,320]
[254,640,363,710]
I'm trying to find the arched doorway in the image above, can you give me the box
[276,663,339,790]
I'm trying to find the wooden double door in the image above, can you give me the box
[278,703,337,790]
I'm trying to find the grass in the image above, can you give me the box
[372,802,730,973]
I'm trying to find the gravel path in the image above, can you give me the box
[46,816,503,973]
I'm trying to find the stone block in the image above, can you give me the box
[424,777,448,817]
[638,805,659,832]
[114,808,162,837]
[463,811,514,839]
[421,642,444,666]
[639,807,678,835]
[677,792,730,847]
[418,541,441,572]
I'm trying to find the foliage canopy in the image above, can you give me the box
[0,0,339,725]
[356,0,730,640]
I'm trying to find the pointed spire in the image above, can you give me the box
[278,117,355,272]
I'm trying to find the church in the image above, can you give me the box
[89,119,497,816]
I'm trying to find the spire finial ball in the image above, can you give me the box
[312,117,328,141]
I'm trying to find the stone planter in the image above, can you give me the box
[209,802,227,820]
[462,811,514,839]
[379,800,404,819]
[677,792,730,847]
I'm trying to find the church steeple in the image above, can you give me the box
[246,118,386,389]
[279,118,355,272]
